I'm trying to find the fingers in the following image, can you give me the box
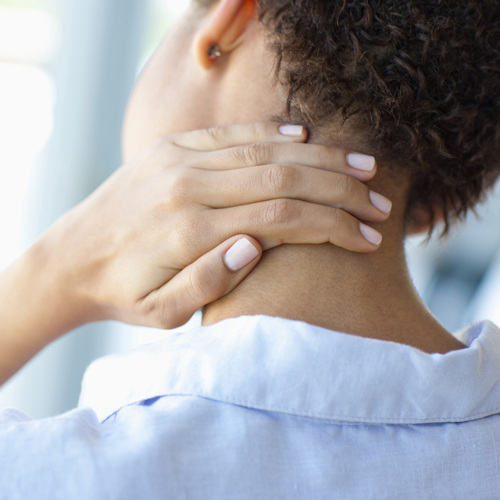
[195,164,392,222]
[141,236,262,329]
[169,122,308,151]
[196,141,377,182]
[205,199,383,253]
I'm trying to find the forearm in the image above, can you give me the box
[0,237,86,386]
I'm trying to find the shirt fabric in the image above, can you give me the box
[1,315,500,499]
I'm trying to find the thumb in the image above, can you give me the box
[146,235,262,329]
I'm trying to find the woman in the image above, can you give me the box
[1,0,500,498]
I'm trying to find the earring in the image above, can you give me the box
[207,44,222,60]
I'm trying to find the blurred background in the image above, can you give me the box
[0,0,499,419]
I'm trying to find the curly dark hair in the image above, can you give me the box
[199,0,500,232]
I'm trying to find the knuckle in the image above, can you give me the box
[250,122,262,139]
[185,264,225,302]
[263,198,295,226]
[185,266,209,299]
[155,312,177,330]
[345,176,355,195]
[205,125,226,143]
[171,215,203,252]
[143,297,178,330]
[311,144,331,166]
[140,137,173,167]
[166,168,192,205]
[331,207,344,229]
[240,142,271,165]
[170,224,190,253]
[338,175,354,197]
[148,135,171,152]
[264,164,296,196]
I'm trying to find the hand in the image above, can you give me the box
[40,122,390,328]
[0,122,390,383]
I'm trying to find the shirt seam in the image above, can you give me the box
[100,391,500,425]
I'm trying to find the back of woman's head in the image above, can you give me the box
[198,0,500,233]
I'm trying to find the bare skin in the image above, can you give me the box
[0,122,385,385]
[203,161,463,354]
[123,0,465,354]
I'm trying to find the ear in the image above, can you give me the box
[406,206,445,236]
[194,0,257,70]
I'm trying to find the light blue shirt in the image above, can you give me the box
[1,315,500,499]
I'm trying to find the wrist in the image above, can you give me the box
[26,224,94,340]
[0,242,79,384]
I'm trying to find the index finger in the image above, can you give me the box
[169,122,308,151]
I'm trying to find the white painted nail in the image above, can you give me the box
[369,191,392,214]
[360,224,383,246]
[347,153,376,171]
[279,125,304,136]
[224,238,260,271]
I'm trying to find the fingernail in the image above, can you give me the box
[279,125,304,136]
[360,224,383,246]
[369,191,392,214]
[224,238,260,271]
[347,153,376,171]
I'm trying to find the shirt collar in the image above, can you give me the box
[79,315,500,424]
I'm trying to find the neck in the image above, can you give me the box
[193,27,464,354]
[203,234,465,354]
